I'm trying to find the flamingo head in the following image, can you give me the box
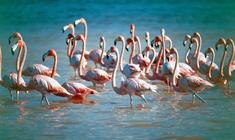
[42,49,57,62]
[99,36,105,49]
[192,32,200,39]
[74,18,86,27]
[151,36,162,48]
[114,36,125,46]
[8,32,23,45]
[225,38,234,49]
[75,34,85,41]
[130,24,135,35]
[204,47,214,58]
[215,38,226,51]
[183,34,191,47]
[66,33,74,45]
[125,38,134,51]
[62,23,74,33]
[10,40,24,55]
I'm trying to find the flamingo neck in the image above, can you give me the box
[207,50,215,79]
[119,37,125,72]
[51,54,57,78]
[193,39,200,69]
[79,38,86,77]
[16,45,23,72]
[112,49,119,88]
[219,46,227,77]
[100,39,106,65]
[165,36,172,49]
[70,39,76,58]
[227,41,235,78]
[185,48,190,64]
[145,47,156,79]
[83,22,88,41]
[67,41,72,57]
[18,43,27,86]
[172,49,179,87]
[155,43,164,74]
[129,42,135,64]
[161,34,166,63]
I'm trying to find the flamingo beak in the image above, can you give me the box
[183,40,187,46]
[42,52,48,62]
[215,45,218,51]
[74,19,81,27]
[150,39,155,47]
[10,43,18,55]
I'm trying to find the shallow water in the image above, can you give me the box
[0,0,235,139]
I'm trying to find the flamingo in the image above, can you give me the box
[8,32,60,78]
[99,36,116,71]
[114,35,142,78]
[126,36,150,70]
[42,49,97,101]
[11,41,82,105]
[216,38,235,87]
[204,47,227,85]
[170,47,214,103]
[108,45,158,107]
[0,41,27,100]
[75,34,111,86]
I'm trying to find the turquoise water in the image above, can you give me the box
[0,0,235,139]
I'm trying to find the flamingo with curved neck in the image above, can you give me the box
[11,43,82,105]
[99,36,116,71]
[126,36,150,69]
[170,47,214,103]
[42,49,97,101]
[75,34,111,86]
[109,45,158,107]
[114,35,141,78]
[204,47,227,85]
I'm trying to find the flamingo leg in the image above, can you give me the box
[16,91,19,100]
[8,89,13,100]
[41,95,45,105]
[45,96,50,105]
[139,94,147,104]
[192,93,196,104]
[129,94,133,108]
[194,93,207,104]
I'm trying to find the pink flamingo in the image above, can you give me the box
[75,34,111,86]
[183,33,218,73]
[11,42,82,105]
[204,47,227,85]
[170,47,214,103]
[216,38,235,87]
[108,45,158,107]
[126,36,150,70]
[8,33,60,78]
[74,18,104,67]
[63,23,89,77]
[99,36,116,71]
[0,40,27,100]
[114,35,142,78]
[42,49,97,101]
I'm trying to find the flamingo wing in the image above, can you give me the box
[22,64,60,77]
[85,69,111,84]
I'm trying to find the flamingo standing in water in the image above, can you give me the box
[42,49,97,101]
[74,17,104,68]
[75,34,111,86]
[216,38,235,87]
[11,41,82,105]
[99,36,116,71]
[114,35,142,78]
[8,32,60,78]
[204,47,227,85]
[63,23,89,77]
[0,41,27,100]
[126,36,150,70]
[108,45,158,107]
[170,47,214,103]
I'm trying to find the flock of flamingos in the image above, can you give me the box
[2,17,235,107]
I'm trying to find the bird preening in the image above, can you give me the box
[3,17,234,107]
